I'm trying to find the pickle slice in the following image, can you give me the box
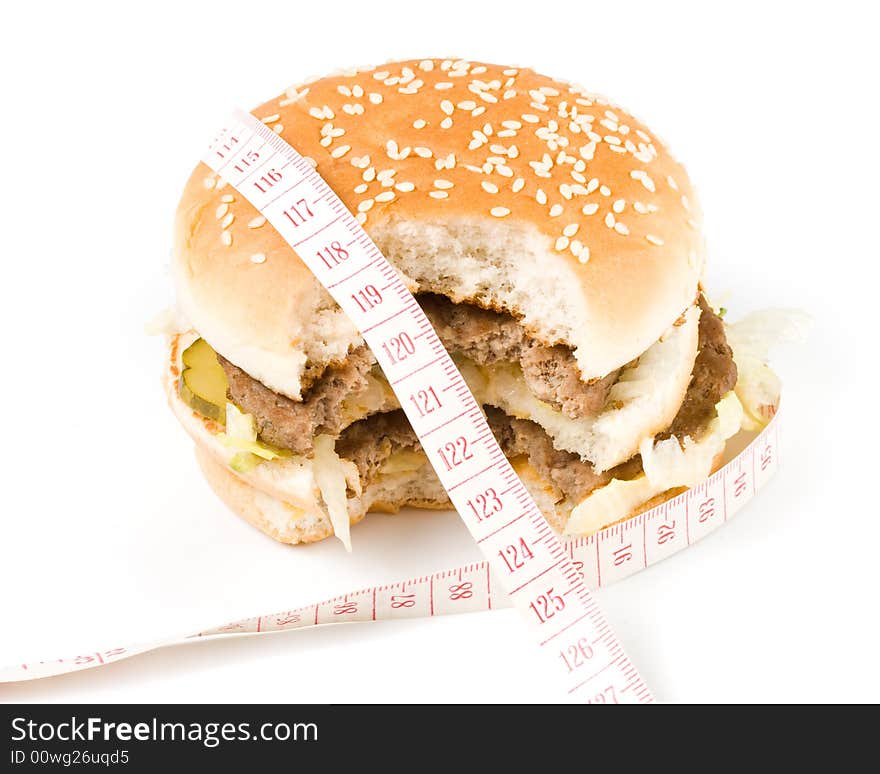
[179,338,228,422]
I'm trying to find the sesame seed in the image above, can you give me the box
[582,203,599,215]
[331,144,351,158]
[250,253,266,264]
[215,203,228,219]
[434,179,454,189]
[414,146,432,158]
[440,117,453,129]
[549,204,564,217]
[459,100,477,110]
[687,218,700,230]
[261,113,280,124]
[221,213,234,229]
[570,239,583,256]
[555,236,570,251]
[369,93,383,104]
[522,113,540,123]
[435,82,454,90]
[375,191,395,203]
[202,176,215,189]
[578,246,591,264]
[681,195,690,211]
[646,234,664,246]
[358,199,374,212]
[667,175,679,191]
[512,178,525,193]
[221,194,234,203]
[630,169,656,192]
[563,223,579,237]
[441,99,454,115]
[614,222,630,235]
[600,185,611,196]
[354,183,368,194]
[490,207,511,217]
[395,182,415,192]
[481,181,499,194]
[633,201,649,214]
[248,216,266,229]
[273,124,284,134]
[429,191,448,199]
[536,189,548,205]
[356,212,367,225]
[605,213,616,228]
[221,231,232,247]
[413,119,427,129]
[613,199,625,213]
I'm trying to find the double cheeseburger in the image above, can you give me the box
[164,59,780,548]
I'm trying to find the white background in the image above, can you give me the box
[0,0,876,703]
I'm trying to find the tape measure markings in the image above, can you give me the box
[0,115,781,692]
[0,412,777,685]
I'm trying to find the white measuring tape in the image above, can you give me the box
[0,413,779,691]
[0,112,780,698]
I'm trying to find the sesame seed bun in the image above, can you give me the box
[173,59,704,399]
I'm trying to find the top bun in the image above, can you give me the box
[173,59,704,400]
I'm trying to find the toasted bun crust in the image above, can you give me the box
[173,59,704,399]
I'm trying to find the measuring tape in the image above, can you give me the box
[203,110,653,701]
[0,111,780,697]
[0,408,778,688]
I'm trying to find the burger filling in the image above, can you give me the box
[180,293,736,516]
[336,295,735,507]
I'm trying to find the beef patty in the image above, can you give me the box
[217,347,373,455]
[335,406,632,505]
[419,294,618,418]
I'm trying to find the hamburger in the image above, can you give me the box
[163,59,780,549]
